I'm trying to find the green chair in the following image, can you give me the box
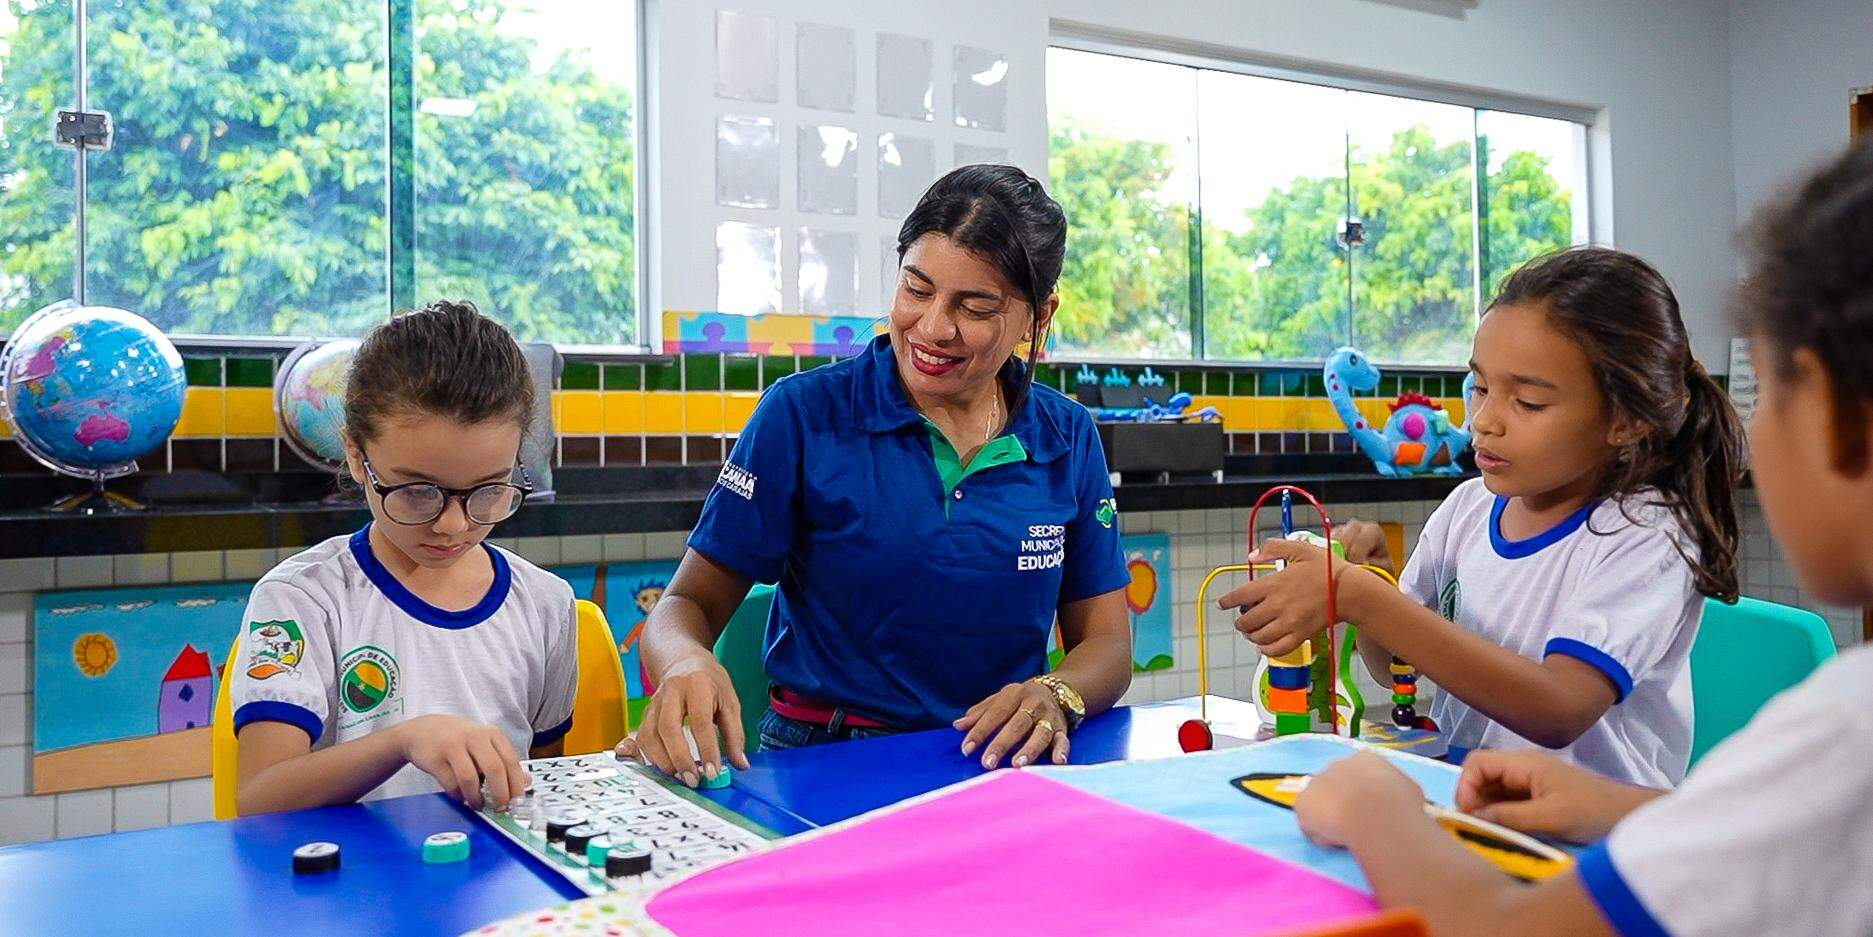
[715,584,775,745]
[1688,595,1837,766]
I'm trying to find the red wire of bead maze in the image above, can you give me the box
[1179,484,1341,752]
[1245,485,1339,737]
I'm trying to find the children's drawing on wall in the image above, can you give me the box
[1050,533,1174,672]
[31,584,249,794]
[557,560,680,730]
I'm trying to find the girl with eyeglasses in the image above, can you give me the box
[229,300,575,814]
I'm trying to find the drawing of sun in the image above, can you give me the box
[73,633,117,677]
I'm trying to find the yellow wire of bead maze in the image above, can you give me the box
[1181,485,1416,752]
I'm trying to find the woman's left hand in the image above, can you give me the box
[954,681,1070,770]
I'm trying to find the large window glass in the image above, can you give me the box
[1,0,638,345]
[414,0,637,345]
[0,0,76,332]
[1048,47,1588,365]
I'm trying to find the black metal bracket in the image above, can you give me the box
[55,109,114,150]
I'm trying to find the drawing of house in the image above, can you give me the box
[157,645,213,733]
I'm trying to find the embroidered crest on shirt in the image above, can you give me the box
[716,461,757,500]
[1440,579,1462,621]
[1095,498,1118,529]
[338,644,403,728]
[1018,524,1066,571]
[245,619,304,680]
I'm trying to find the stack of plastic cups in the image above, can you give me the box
[1269,641,1315,735]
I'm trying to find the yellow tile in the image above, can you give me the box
[173,387,225,437]
[644,392,684,435]
[550,391,564,431]
[724,392,760,433]
[1303,399,1350,432]
[685,392,727,433]
[1438,397,1468,423]
[1220,398,1254,432]
[223,387,278,436]
[602,391,645,435]
[557,390,603,435]
[0,411,11,438]
[1354,399,1392,429]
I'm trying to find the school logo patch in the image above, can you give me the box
[1439,579,1462,621]
[716,461,757,500]
[245,620,304,680]
[339,645,401,716]
[1095,498,1118,529]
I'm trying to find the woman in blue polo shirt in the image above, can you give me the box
[619,165,1134,787]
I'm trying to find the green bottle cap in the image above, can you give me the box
[422,831,471,864]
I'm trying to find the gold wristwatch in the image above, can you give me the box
[1030,674,1086,732]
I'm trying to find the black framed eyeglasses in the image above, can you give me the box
[359,453,533,526]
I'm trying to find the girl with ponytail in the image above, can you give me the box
[1220,246,1741,788]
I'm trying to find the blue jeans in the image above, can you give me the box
[756,707,901,752]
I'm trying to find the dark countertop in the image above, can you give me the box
[0,456,1473,559]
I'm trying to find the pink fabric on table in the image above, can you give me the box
[647,770,1376,936]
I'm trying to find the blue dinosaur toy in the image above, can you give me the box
[1324,346,1474,478]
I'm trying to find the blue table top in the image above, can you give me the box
[730,695,1266,827]
[0,696,1277,935]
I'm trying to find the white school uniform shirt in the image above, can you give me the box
[1578,644,1873,937]
[229,526,579,801]
[1399,478,1703,787]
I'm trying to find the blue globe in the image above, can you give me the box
[1,303,187,477]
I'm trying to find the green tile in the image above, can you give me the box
[1377,375,1401,399]
[184,357,222,386]
[798,355,832,373]
[561,361,600,390]
[224,356,274,388]
[645,360,682,391]
[1231,372,1257,396]
[683,354,722,391]
[603,363,642,391]
[1171,370,1199,394]
[762,356,797,386]
[723,355,759,391]
[1303,374,1326,398]
[1422,375,1447,398]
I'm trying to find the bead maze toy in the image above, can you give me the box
[1182,485,1431,751]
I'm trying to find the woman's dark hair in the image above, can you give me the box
[896,164,1067,407]
[1491,247,1743,602]
[1737,142,1873,472]
[344,299,534,446]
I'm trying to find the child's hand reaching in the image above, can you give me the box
[1455,749,1664,844]
[1217,537,1381,657]
[1294,752,1424,849]
[396,714,531,811]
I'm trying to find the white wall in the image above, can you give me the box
[1729,0,1870,229]
[654,0,1743,369]
[650,0,1051,325]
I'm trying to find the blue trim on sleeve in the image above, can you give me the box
[531,714,574,748]
[233,700,324,744]
[1545,637,1636,702]
[1490,496,1598,559]
[348,524,511,629]
[1577,840,1672,937]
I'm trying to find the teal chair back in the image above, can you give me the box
[1689,595,1837,766]
[715,584,775,746]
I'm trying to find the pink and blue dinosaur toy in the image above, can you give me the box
[1325,346,1474,477]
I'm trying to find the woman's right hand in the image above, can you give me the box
[614,653,750,787]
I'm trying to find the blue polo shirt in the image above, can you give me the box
[687,336,1130,730]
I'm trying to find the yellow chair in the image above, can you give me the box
[563,599,632,756]
[209,598,630,820]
